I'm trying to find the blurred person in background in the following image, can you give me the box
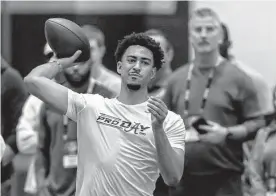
[1,56,28,196]
[82,24,121,95]
[163,7,273,196]
[144,29,174,98]
[16,43,55,196]
[1,134,6,160]
[17,43,54,156]
[247,85,276,196]
[218,22,255,196]
[35,54,114,196]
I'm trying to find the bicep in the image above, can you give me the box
[25,77,69,115]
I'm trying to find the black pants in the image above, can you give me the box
[170,171,243,196]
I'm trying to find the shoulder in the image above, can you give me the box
[21,95,44,117]
[82,93,109,108]
[2,66,25,90]
[230,60,268,89]
[4,66,24,84]
[24,95,43,109]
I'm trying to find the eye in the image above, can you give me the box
[206,26,214,33]
[127,58,136,63]
[194,27,202,33]
[142,60,150,65]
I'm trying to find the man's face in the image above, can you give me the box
[117,45,156,90]
[190,16,222,53]
[64,60,90,84]
[89,39,104,64]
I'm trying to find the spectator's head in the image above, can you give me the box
[114,32,164,91]
[63,60,91,88]
[82,25,106,65]
[189,7,223,54]
[219,23,232,59]
[144,29,174,67]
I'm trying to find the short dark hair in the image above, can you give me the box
[144,29,173,51]
[114,32,164,70]
[81,24,105,47]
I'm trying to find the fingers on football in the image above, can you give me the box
[70,50,82,61]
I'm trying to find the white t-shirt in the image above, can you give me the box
[66,89,185,196]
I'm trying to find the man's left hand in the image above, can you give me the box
[198,121,228,144]
[147,96,168,129]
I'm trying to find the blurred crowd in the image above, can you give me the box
[1,7,276,196]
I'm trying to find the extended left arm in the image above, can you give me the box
[153,125,184,186]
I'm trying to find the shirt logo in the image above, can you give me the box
[96,113,150,136]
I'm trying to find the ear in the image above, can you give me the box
[167,48,174,63]
[99,46,106,58]
[150,67,157,80]
[218,25,224,45]
[117,61,122,75]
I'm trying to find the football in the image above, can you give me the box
[44,18,90,63]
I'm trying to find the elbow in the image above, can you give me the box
[164,172,182,187]
[24,76,37,94]
[164,174,182,187]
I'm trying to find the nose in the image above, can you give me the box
[200,28,207,38]
[133,61,141,71]
[72,65,80,72]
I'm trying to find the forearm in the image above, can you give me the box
[26,62,61,80]
[227,118,266,142]
[153,126,183,186]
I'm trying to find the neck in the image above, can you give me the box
[117,84,149,105]
[194,49,220,68]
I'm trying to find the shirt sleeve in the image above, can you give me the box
[66,89,87,122]
[163,112,186,151]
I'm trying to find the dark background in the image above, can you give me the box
[2,1,189,77]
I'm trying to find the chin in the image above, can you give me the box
[126,83,142,91]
